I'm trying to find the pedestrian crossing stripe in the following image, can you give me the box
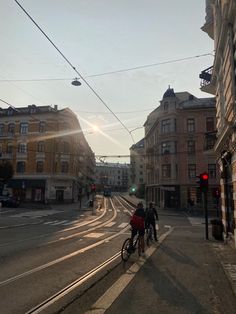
[104,222,116,227]
[118,222,129,228]
[49,220,68,225]
[116,209,120,212]
[84,232,104,238]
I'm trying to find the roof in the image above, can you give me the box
[130,138,145,150]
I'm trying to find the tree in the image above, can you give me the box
[0,161,14,194]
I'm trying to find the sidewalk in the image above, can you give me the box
[87,226,236,314]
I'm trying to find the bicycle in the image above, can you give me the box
[121,231,141,261]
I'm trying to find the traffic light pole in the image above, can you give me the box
[203,191,208,240]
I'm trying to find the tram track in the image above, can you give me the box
[0,195,136,313]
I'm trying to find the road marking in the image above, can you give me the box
[118,222,128,228]
[85,227,174,314]
[108,209,112,212]
[104,222,116,227]
[50,220,68,225]
[44,221,58,225]
[84,232,104,238]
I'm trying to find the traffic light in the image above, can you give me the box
[197,172,209,193]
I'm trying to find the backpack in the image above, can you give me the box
[130,214,145,230]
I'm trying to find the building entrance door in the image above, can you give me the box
[56,190,64,203]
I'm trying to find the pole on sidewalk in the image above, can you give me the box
[203,191,208,240]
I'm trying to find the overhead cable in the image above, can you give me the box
[14,0,135,144]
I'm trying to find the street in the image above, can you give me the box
[0,195,235,313]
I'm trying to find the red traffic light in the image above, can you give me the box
[201,173,209,180]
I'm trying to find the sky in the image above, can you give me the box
[0,0,213,163]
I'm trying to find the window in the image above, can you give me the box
[37,141,44,152]
[62,141,69,153]
[39,121,46,133]
[7,143,13,153]
[162,164,171,178]
[206,117,214,132]
[187,140,195,154]
[139,178,143,183]
[20,123,28,134]
[208,164,216,178]
[17,161,25,173]
[18,143,27,153]
[0,124,4,136]
[8,123,15,135]
[188,164,196,178]
[187,118,195,132]
[161,119,171,133]
[164,102,168,111]
[61,161,69,173]
[205,137,215,150]
[36,161,44,173]
[161,142,171,154]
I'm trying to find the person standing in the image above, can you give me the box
[145,202,159,241]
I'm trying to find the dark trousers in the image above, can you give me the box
[146,219,157,240]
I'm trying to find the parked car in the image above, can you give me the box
[0,195,20,207]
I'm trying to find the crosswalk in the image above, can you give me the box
[42,219,129,228]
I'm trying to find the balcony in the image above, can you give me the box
[204,131,217,151]
[0,152,13,160]
[199,66,215,95]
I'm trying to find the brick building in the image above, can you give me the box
[0,105,95,203]
[144,87,220,210]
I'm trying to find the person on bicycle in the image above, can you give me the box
[129,202,146,254]
[145,202,159,241]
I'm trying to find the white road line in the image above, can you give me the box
[50,220,68,225]
[84,232,104,238]
[44,221,58,225]
[85,227,174,314]
[104,222,116,227]
[116,209,120,212]
[108,209,112,212]
[117,222,129,228]
[63,221,75,226]
[89,221,101,227]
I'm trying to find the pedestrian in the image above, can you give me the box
[145,202,159,241]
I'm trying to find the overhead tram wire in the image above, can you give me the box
[14,0,135,144]
[0,51,213,83]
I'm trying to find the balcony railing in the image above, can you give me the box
[199,66,215,95]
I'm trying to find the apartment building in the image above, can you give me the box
[129,138,146,197]
[144,87,220,209]
[0,105,95,203]
[95,162,130,192]
[200,0,236,244]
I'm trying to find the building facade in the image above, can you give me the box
[95,162,130,192]
[200,0,236,244]
[129,138,146,197]
[0,105,95,203]
[144,88,220,210]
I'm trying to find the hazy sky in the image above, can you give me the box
[0,0,213,163]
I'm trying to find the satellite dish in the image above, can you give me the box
[71,78,81,86]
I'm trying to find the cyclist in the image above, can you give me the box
[129,202,146,255]
[145,202,159,241]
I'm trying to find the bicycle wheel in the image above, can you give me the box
[121,238,131,261]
